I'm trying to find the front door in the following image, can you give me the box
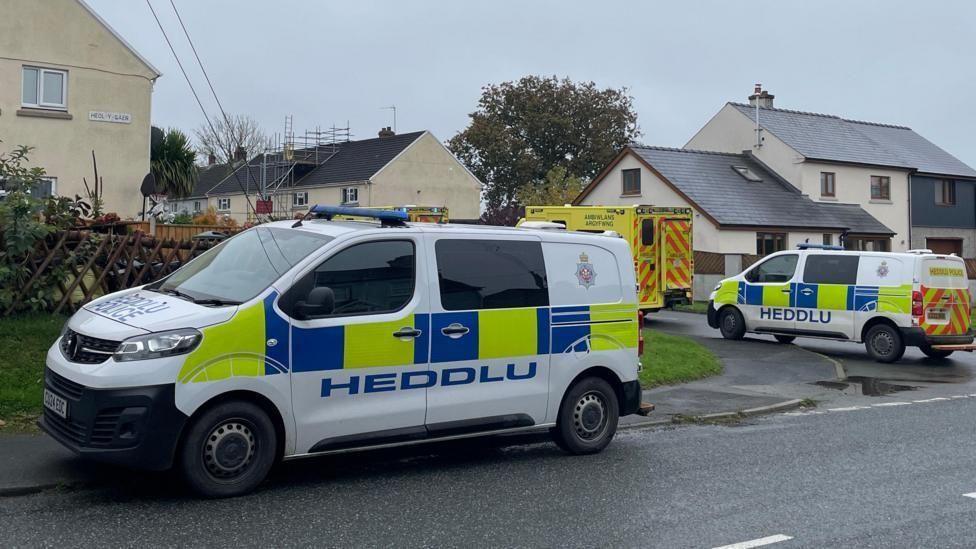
[285,236,430,454]
[740,253,799,333]
[423,236,552,432]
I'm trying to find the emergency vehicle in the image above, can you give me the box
[335,205,448,223]
[707,244,974,362]
[41,206,647,497]
[521,205,694,311]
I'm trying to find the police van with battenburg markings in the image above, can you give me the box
[707,244,974,363]
[41,206,648,497]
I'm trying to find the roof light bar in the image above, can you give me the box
[796,243,844,250]
[308,205,409,224]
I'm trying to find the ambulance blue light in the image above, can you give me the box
[308,205,409,222]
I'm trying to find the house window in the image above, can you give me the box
[621,169,641,195]
[845,237,890,252]
[936,180,956,206]
[341,187,359,205]
[756,232,787,256]
[732,165,762,182]
[293,191,308,208]
[820,172,835,197]
[22,67,67,110]
[870,176,890,200]
[217,198,231,211]
[193,201,201,213]
[822,233,833,246]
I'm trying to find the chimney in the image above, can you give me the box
[378,126,395,138]
[748,84,775,109]
[233,146,246,162]
[208,153,217,165]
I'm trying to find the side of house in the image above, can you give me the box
[0,0,158,217]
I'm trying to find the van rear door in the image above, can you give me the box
[919,258,971,336]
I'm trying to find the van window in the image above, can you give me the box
[920,259,968,289]
[857,256,905,287]
[309,240,415,315]
[745,254,798,283]
[436,239,548,310]
[803,255,859,285]
[641,219,654,247]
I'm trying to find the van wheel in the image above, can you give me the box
[553,377,619,455]
[864,324,906,363]
[774,335,796,344]
[178,400,277,498]
[718,307,746,340]
[919,344,954,359]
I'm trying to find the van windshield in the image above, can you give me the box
[147,227,330,305]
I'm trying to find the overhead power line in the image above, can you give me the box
[168,0,231,126]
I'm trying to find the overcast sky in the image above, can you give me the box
[91,0,976,167]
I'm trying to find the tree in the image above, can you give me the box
[448,76,640,224]
[515,166,585,207]
[151,128,198,198]
[194,114,266,165]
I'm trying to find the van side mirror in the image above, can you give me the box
[295,287,335,319]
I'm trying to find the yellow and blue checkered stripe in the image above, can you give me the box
[721,281,911,314]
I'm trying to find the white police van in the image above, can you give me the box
[707,244,973,362]
[41,206,646,497]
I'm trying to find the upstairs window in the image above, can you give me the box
[342,187,359,205]
[820,172,836,197]
[22,67,67,110]
[870,176,890,201]
[936,180,956,206]
[621,169,641,195]
[217,197,231,211]
[293,191,308,208]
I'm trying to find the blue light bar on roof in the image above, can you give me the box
[796,243,844,250]
[308,205,409,222]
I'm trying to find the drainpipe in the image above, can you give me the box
[907,169,915,250]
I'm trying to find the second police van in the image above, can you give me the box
[708,244,973,362]
[40,206,646,497]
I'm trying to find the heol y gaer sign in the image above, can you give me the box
[760,308,832,323]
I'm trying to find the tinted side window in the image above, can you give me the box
[641,219,654,246]
[746,254,798,283]
[803,255,859,285]
[436,239,548,310]
[307,240,415,316]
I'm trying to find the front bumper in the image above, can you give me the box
[707,300,719,329]
[38,368,187,471]
[900,327,976,348]
[620,380,642,416]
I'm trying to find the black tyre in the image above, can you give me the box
[178,400,277,498]
[919,344,954,359]
[864,324,906,363]
[774,335,796,344]
[718,307,746,340]
[552,377,619,455]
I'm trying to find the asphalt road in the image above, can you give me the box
[4,395,976,548]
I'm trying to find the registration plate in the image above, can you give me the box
[43,389,68,419]
[927,308,948,322]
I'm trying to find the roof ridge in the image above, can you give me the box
[842,118,911,130]
[729,102,841,119]
[630,144,745,158]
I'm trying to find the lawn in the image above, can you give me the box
[0,314,65,431]
[673,301,709,314]
[639,328,721,388]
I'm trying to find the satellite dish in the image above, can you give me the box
[140,173,157,197]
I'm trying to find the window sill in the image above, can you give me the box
[620,192,641,198]
[819,196,838,201]
[869,199,892,204]
[935,203,957,207]
[17,108,72,120]
[341,202,359,207]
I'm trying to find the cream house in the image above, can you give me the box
[0,0,159,216]
[684,88,975,252]
[199,129,482,222]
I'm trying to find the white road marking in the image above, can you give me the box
[872,401,912,407]
[712,534,793,549]
[963,493,976,499]
[827,406,869,412]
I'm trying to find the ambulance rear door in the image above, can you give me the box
[662,216,693,292]
[918,257,971,337]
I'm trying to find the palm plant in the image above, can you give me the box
[150,128,197,198]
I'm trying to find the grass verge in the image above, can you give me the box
[673,301,709,314]
[639,328,721,388]
[0,314,66,433]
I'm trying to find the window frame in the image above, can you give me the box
[342,187,359,205]
[745,253,799,284]
[621,168,641,196]
[22,66,68,110]
[820,172,836,197]
[640,218,655,247]
[822,233,833,246]
[217,197,231,211]
[936,179,956,206]
[293,191,309,208]
[870,175,891,201]
[756,232,787,256]
[193,201,201,213]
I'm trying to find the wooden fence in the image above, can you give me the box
[128,222,242,241]
[4,230,218,316]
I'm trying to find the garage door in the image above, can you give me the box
[926,238,963,255]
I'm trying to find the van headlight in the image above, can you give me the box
[114,328,202,362]
[713,283,722,292]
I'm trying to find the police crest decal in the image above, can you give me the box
[576,252,596,289]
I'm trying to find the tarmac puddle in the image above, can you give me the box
[812,376,919,396]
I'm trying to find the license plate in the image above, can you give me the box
[43,389,68,419]
[927,308,948,322]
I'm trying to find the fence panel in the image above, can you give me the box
[128,222,242,241]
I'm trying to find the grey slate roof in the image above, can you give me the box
[629,146,893,234]
[730,103,976,178]
[204,131,426,196]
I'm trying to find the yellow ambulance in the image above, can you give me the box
[521,205,694,311]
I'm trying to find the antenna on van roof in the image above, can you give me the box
[796,243,844,251]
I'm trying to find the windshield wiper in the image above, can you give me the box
[151,287,196,302]
[191,298,242,307]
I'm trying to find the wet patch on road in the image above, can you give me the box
[812,376,918,397]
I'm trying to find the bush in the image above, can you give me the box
[172,212,194,225]
[192,206,238,228]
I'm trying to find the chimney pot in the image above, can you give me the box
[233,146,246,161]
[378,126,395,138]
[748,86,775,109]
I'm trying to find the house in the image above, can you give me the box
[685,87,976,253]
[574,145,892,256]
[198,129,482,222]
[0,0,159,216]
[168,162,235,217]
